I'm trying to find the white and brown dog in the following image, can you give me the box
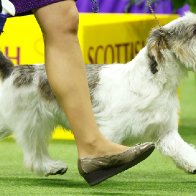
[0,12,196,176]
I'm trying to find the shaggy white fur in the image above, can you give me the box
[0,12,196,176]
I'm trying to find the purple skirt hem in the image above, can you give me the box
[10,0,66,15]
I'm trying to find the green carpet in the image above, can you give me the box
[0,73,196,195]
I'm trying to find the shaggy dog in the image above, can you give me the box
[0,12,196,176]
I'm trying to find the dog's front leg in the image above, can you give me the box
[156,130,196,173]
[15,123,68,177]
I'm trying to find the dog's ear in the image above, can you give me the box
[147,28,169,72]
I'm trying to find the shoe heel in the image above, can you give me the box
[82,163,130,186]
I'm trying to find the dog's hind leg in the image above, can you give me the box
[0,117,12,140]
[14,120,68,176]
[156,131,196,173]
[0,127,12,140]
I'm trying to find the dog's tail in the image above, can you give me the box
[0,51,13,139]
[0,51,14,81]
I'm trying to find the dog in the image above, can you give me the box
[0,12,196,176]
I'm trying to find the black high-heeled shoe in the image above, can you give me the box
[78,142,155,186]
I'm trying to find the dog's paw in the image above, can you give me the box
[192,170,196,174]
[44,161,68,176]
[25,159,68,176]
[180,165,196,174]
[188,169,196,174]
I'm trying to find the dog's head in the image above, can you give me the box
[147,12,196,73]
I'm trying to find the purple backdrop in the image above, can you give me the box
[76,0,190,15]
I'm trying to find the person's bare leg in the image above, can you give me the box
[34,0,128,158]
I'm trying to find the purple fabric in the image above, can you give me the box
[128,0,173,14]
[76,0,129,13]
[176,4,190,15]
[76,0,190,16]
[10,0,64,15]
[0,14,7,32]
[7,0,190,16]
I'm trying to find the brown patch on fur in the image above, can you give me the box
[86,64,102,102]
[147,28,170,73]
[38,77,55,101]
[13,65,34,87]
[148,54,158,74]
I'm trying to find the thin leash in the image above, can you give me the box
[89,0,165,33]
[90,0,99,13]
[89,0,161,22]
[88,0,163,30]
[146,0,163,30]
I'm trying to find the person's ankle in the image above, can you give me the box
[78,138,108,158]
